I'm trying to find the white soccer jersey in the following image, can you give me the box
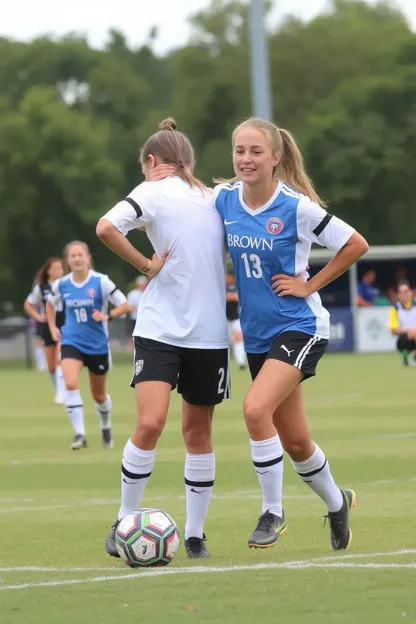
[26,284,44,308]
[101,176,228,349]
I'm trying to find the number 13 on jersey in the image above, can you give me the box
[241,253,263,278]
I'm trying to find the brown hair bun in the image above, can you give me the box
[158,117,177,132]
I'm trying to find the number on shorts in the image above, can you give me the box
[74,308,88,323]
[241,253,263,278]
[217,367,225,394]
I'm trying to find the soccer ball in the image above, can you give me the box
[115,508,180,568]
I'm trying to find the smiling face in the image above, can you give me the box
[66,244,90,273]
[232,127,280,186]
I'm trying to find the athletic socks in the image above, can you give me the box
[65,389,85,436]
[250,435,284,516]
[291,443,343,512]
[184,452,215,539]
[95,394,112,430]
[118,439,156,520]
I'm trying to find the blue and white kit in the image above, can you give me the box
[213,181,355,354]
[50,270,126,355]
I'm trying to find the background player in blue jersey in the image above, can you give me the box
[213,117,368,551]
[46,240,129,450]
[24,257,66,403]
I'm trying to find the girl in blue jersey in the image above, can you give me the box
[149,117,368,552]
[24,257,66,403]
[46,241,130,450]
[214,118,368,551]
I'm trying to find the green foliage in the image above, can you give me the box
[0,0,415,311]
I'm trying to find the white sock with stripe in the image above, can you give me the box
[184,452,215,540]
[95,394,112,430]
[291,443,343,512]
[65,389,85,436]
[250,435,284,517]
[118,439,156,520]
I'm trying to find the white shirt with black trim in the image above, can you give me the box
[101,176,228,349]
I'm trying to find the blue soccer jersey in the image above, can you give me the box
[51,270,126,355]
[213,181,355,353]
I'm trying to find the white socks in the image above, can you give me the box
[118,439,156,520]
[65,389,85,436]
[291,444,343,512]
[184,452,215,540]
[250,435,284,517]
[95,394,112,430]
[55,365,65,397]
[35,345,47,371]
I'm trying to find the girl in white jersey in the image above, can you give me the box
[97,118,230,560]
[150,118,368,553]
[24,257,66,403]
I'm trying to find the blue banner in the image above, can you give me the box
[327,307,354,352]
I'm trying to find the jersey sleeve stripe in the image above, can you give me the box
[124,197,143,218]
[313,213,333,236]
[109,287,118,295]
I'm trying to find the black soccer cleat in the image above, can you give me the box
[324,489,356,551]
[248,510,287,549]
[106,520,120,558]
[101,428,114,449]
[70,434,88,450]
[185,534,210,559]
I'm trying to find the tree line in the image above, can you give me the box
[1,0,415,312]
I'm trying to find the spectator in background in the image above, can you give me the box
[387,265,412,303]
[127,276,148,335]
[388,281,416,366]
[356,269,379,307]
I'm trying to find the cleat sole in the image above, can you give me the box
[248,526,287,549]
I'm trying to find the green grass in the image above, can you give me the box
[1,353,416,623]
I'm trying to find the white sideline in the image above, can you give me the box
[1,549,416,591]
[2,548,415,573]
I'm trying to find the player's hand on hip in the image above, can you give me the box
[146,164,175,182]
[272,273,311,298]
[145,252,169,280]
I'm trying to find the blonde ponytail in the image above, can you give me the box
[277,128,326,206]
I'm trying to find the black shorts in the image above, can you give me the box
[131,336,230,406]
[61,344,110,376]
[397,335,416,352]
[37,323,57,347]
[35,321,46,339]
[247,331,328,381]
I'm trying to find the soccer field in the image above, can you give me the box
[1,353,415,623]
